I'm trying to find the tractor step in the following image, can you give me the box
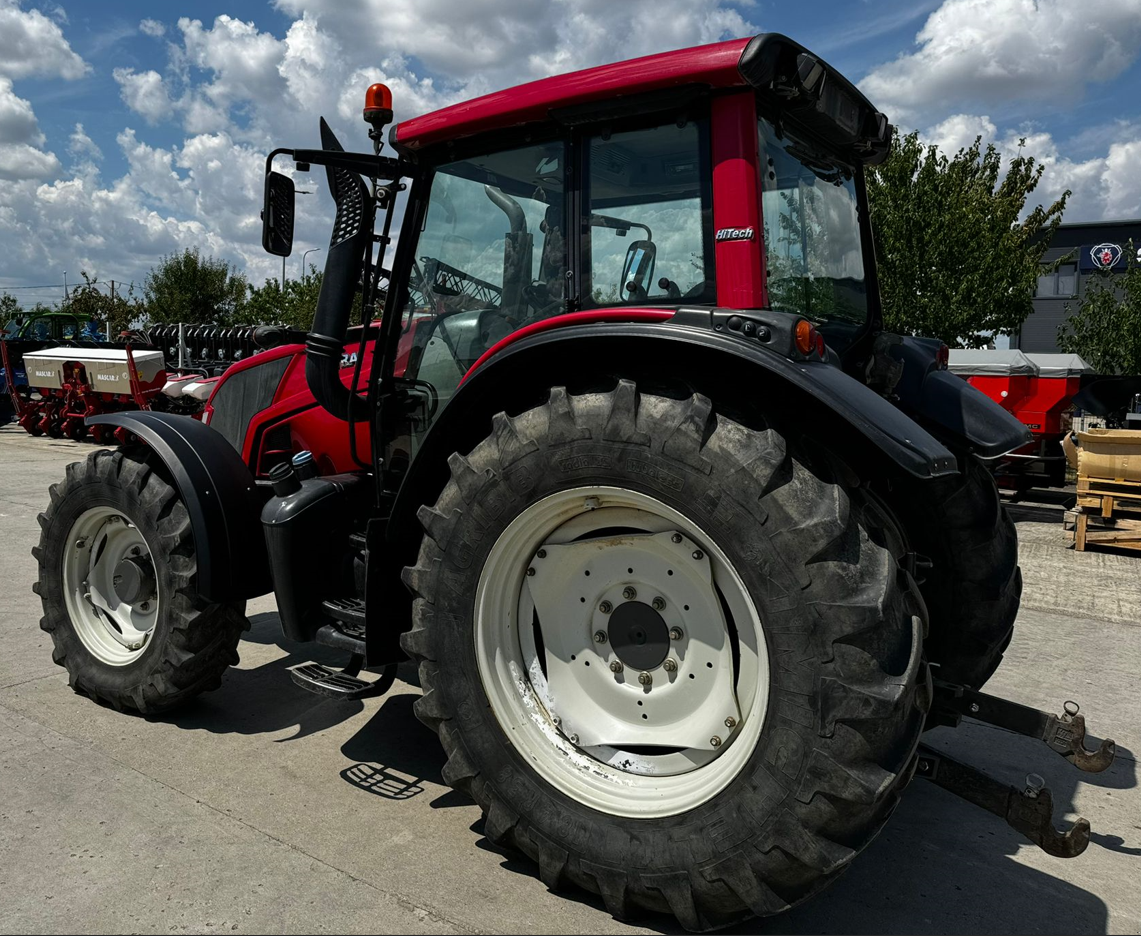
[289,657,397,700]
[321,597,366,627]
[317,599,366,654]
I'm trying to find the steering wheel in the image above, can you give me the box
[522,282,564,321]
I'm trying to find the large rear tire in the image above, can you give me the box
[901,455,1020,689]
[401,382,928,930]
[33,447,249,714]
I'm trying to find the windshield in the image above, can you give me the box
[759,118,868,326]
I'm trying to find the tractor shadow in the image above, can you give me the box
[167,611,446,798]
[171,610,1133,934]
[166,611,419,742]
[769,728,1134,935]
[474,722,1134,935]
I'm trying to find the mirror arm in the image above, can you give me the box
[266,147,403,181]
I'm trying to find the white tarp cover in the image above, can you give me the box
[1024,353,1095,378]
[24,347,164,365]
[947,349,1038,377]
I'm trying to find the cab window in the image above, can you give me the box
[758,117,868,328]
[398,139,568,414]
[584,120,713,306]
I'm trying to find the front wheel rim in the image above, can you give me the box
[62,506,160,666]
[475,486,769,819]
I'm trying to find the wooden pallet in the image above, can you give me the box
[1075,475,1141,520]
[1064,508,1141,553]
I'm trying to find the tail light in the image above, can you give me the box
[936,344,950,370]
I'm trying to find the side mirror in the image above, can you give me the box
[262,171,295,257]
[620,239,656,301]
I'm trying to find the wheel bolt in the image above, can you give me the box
[724,716,737,729]
[652,596,665,611]
[569,734,579,745]
[669,627,683,641]
[710,736,722,747]
[610,660,624,673]
[623,586,637,600]
[74,539,86,549]
[599,600,613,614]
[663,658,677,672]
[638,671,652,686]
[671,533,682,544]
[551,715,561,727]
[692,549,704,561]
[536,549,547,559]
[526,567,536,576]
[594,630,608,644]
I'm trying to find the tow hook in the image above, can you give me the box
[928,682,1116,772]
[915,684,1117,858]
[914,745,1091,858]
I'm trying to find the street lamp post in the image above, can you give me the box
[301,247,322,281]
[282,189,316,290]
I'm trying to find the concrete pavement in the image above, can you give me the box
[1,423,1138,934]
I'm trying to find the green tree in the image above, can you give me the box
[867,131,1068,347]
[0,292,19,324]
[1057,243,1141,374]
[142,248,249,326]
[241,266,328,330]
[240,266,369,330]
[60,272,144,338]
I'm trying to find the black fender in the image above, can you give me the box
[386,319,963,551]
[892,337,1033,457]
[86,411,271,602]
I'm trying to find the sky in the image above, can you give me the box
[2,0,1140,308]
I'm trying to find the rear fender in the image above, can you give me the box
[86,411,271,602]
[893,337,1033,457]
[386,319,961,548]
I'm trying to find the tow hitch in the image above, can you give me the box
[916,685,1117,858]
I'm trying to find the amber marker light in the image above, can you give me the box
[795,319,817,356]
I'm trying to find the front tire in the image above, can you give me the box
[33,447,249,714]
[401,382,928,930]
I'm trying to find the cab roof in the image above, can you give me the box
[392,38,752,154]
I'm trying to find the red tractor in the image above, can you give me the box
[33,35,1114,930]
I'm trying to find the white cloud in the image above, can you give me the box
[0,75,59,181]
[862,0,1141,128]
[0,75,43,145]
[139,18,165,38]
[274,0,755,95]
[918,113,1141,223]
[68,122,101,161]
[0,0,89,80]
[922,113,998,155]
[180,15,286,109]
[113,68,174,125]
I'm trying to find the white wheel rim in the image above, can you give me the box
[475,486,769,818]
[62,506,160,666]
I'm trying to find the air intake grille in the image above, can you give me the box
[330,168,365,247]
[208,354,292,455]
